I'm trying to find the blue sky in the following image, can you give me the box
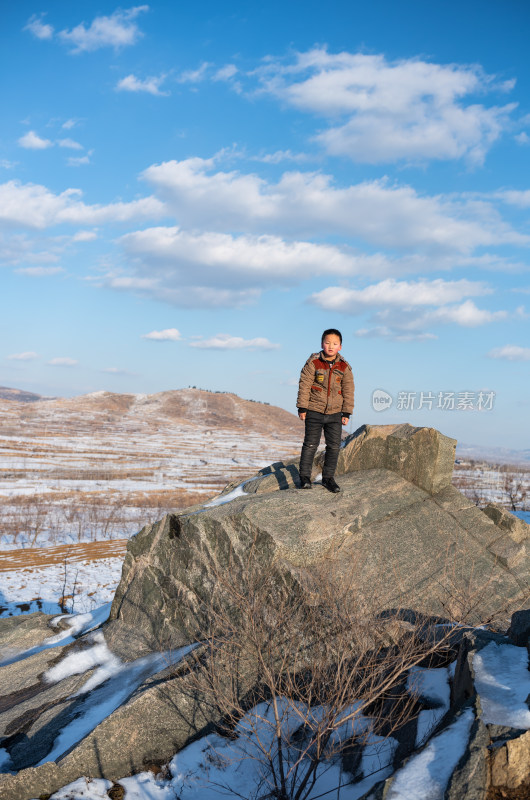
[1,0,529,450]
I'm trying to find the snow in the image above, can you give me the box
[43,631,121,690]
[203,474,264,508]
[51,602,112,637]
[473,641,530,728]
[386,708,474,800]
[117,773,175,799]
[0,603,111,668]
[115,734,395,800]
[407,666,450,746]
[38,644,195,766]
[346,735,397,798]
[0,747,13,773]
[0,558,122,617]
[166,698,396,800]
[46,776,113,799]
[203,482,248,508]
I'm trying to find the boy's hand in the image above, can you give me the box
[342,416,349,426]
[298,411,306,421]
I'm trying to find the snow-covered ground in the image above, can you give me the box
[0,556,122,617]
[8,625,527,800]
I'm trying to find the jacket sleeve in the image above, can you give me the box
[296,356,316,410]
[341,365,355,415]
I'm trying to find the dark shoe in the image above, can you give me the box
[299,476,312,489]
[322,477,341,493]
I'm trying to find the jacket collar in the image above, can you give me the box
[320,350,340,366]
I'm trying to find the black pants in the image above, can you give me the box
[299,411,342,480]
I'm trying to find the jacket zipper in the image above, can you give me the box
[326,362,333,411]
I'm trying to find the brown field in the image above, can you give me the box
[0,538,128,572]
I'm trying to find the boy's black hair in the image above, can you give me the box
[321,328,342,344]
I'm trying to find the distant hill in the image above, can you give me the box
[0,386,54,403]
[0,387,300,437]
[456,441,530,466]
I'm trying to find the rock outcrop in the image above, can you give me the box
[1,423,529,800]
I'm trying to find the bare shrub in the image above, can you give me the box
[181,545,456,800]
[502,471,528,511]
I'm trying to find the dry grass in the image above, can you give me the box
[0,488,215,547]
[180,543,459,800]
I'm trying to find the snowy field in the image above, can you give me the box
[0,391,303,550]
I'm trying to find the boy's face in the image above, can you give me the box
[322,334,342,359]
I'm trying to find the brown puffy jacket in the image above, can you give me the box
[297,352,354,416]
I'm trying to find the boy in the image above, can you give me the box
[296,329,354,493]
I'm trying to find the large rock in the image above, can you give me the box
[508,609,530,647]
[483,503,530,545]
[320,422,457,493]
[108,425,528,654]
[489,729,530,791]
[1,423,530,800]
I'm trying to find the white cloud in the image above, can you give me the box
[18,130,53,150]
[310,278,492,313]
[0,232,63,266]
[67,152,93,167]
[59,5,149,53]
[310,279,506,338]
[494,189,530,208]
[515,132,529,145]
[106,275,259,309]
[426,299,506,326]
[120,226,362,288]
[47,357,78,367]
[116,74,169,96]
[254,49,517,165]
[58,138,83,150]
[487,344,530,361]
[142,328,182,341]
[190,334,280,350]
[252,149,309,164]
[62,119,77,130]
[141,157,525,254]
[370,300,506,336]
[101,367,135,375]
[7,351,39,361]
[177,62,211,83]
[24,14,54,40]
[355,327,437,342]
[15,266,64,276]
[0,180,165,229]
[214,64,238,81]
[0,159,17,169]
[72,230,97,242]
